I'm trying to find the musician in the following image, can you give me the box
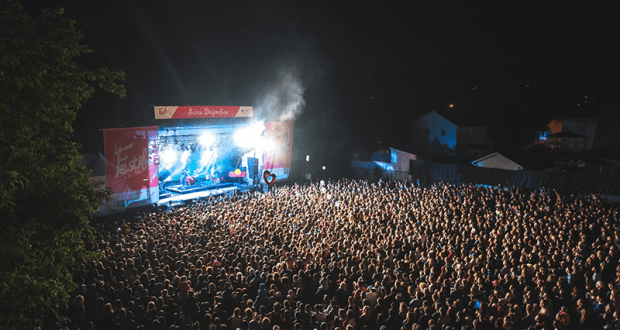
[180,170,195,188]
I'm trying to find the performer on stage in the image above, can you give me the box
[180,169,195,188]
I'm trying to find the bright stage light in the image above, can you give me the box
[160,149,177,164]
[260,138,275,151]
[199,149,215,167]
[180,150,191,164]
[234,121,265,149]
[234,130,252,149]
[199,132,215,147]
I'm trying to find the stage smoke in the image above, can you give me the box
[255,63,305,122]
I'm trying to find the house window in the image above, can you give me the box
[425,129,429,135]
[441,129,446,136]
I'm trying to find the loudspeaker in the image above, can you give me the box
[247,157,259,177]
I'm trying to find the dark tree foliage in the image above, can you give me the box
[0,1,125,328]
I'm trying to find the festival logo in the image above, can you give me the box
[104,127,159,195]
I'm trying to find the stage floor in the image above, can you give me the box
[157,182,253,206]
[166,182,234,194]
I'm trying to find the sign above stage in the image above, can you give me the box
[154,106,253,119]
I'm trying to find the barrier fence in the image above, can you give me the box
[410,163,620,196]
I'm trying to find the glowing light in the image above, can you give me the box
[322,166,326,170]
[180,150,191,165]
[234,168,241,176]
[260,138,275,151]
[449,104,454,108]
[199,149,215,167]
[306,155,310,162]
[539,132,548,141]
[198,132,215,147]
[161,149,177,164]
[234,121,265,149]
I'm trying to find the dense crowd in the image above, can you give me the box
[56,179,620,330]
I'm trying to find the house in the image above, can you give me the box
[410,111,487,156]
[471,152,523,171]
[545,117,597,152]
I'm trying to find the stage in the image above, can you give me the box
[99,117,293,215]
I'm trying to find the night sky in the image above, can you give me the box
[21,0,620,171]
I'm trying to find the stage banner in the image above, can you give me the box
[263,121,294,181]
[154,106,253,119]
[103,127,159,207]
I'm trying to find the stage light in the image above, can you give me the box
[161,149,177,164]
[180,149,191,164]
[234,121,264,149]
[260,138,275,151]
[234,130,252,149]
[199,132,215,147]
[199,149,215,167]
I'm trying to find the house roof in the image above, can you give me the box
[411,110,487,127]
[549,131,588,138]
[471,152,523,171]
[79,153,97,166]
[86,153,107,177]
[410,110,456,127]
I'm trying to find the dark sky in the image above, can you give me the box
[21,0,620,158]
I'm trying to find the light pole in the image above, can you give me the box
[306,155,311,184]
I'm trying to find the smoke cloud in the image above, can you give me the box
[254,62,306,122]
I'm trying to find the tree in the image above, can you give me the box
[0,1,125,328]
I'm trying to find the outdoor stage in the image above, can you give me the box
[99,107,293,215]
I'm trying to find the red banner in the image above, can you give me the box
[154,106,253,119]
[263,121,294,180]
[103,127,159,195]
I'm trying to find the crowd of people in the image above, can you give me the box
[57,179,620,330]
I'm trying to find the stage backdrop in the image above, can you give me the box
[263,121,294,182]
[103,127,159,209]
